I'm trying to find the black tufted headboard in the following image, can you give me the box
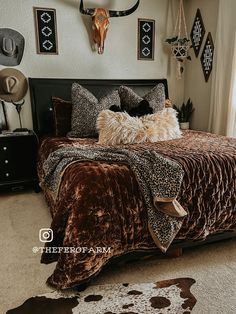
[29,78,169,136]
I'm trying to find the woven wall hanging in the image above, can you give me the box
[33,7,58,55]
[165,0,191,79]
[190,9,205,57]
[138,19,155,60]
[200,32,214,82]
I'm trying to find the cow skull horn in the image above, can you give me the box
[79,0,95,16]
[109,0,140,17]
[79,0,140,54]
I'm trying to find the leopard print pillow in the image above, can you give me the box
[67,83,121,138]
[119,83,165,113]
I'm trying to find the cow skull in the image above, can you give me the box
[80,0,140,54]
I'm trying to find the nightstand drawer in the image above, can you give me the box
[0,158,10,166]
[0,171,15,182]
[0,162,34,181]
[0,136,33,153]
[0,144,13,156]
[0,132,38,192]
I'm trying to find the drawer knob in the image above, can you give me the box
[5,173,9,177]
[3,146,7,151]
[5,160,9,164]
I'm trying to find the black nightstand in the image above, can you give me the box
[0,131,38,192]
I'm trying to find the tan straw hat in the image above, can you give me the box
[0,68,28,102]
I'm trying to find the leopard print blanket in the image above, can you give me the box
[42,145,186,251]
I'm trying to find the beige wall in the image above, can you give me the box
[0,0,184,131]
[184,0,219,131]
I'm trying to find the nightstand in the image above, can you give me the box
[0,131,38,192]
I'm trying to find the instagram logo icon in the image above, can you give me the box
[39,228,53,243]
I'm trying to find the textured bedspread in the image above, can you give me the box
[38,130,236,289]
[41,145,186,252]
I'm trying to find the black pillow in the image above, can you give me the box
[109,99,153,117]
[109,104,123,112]
[128,99,153,117]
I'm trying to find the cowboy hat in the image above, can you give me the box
[0,68,28,102]
[0,28,25,66]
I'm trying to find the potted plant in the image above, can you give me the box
[165,36,192,61]
[165,36,192,77]
[165,0,192,78]
[173,98,194,130]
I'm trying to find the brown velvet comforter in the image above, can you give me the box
[38,130,236,289]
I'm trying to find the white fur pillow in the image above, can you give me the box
[96,108,181,145]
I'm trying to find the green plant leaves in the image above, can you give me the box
[165,37,191,45]
[165,36,178,44]
[173,99,194,123]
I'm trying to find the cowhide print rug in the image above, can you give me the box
[7,278,197,314]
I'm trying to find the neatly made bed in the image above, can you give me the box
[29,78,236,289]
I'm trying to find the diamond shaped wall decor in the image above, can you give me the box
[42,26,52,37]
[200,32,214,82]
[138,19,155,60]
[34,7,58,54]
[190,9,205,57]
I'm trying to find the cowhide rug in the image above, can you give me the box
[7,278,197,314]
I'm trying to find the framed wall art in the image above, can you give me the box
[201,32,214,82]
[0,101,8,131]
[190,9,205,57]
[138,19,155,61]
[33,7,58,55]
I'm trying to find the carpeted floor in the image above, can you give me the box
[0,191,236,314]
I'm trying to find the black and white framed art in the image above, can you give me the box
[190,9,205,57]
[200,32,214,82]
[33,7,58,55]
[138,19,155,61]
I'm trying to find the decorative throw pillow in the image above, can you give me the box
[140,109,181,142]
[52,97,72,137]
[118,83,165,112]
[67,83,121,138]
[97,108,181,145]
[165,98,173,108]
[129,99,153,117]
[109,104,123,112]
[109,99,153,117]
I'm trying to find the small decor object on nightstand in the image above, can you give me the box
[190,9,205,58]
[0,68,28,132]
[0,28,25,66]
[165,0,192,79]
[33,7,58,55]
[138,18,155,60]
[0,101,8,132]
[173,99,194,130]
[201,32,214,82]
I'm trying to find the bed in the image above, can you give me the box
[29,78,236,290]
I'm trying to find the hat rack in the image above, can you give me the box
[11,99,28,132]
[0,98,28,133]
[0,100,8,132]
